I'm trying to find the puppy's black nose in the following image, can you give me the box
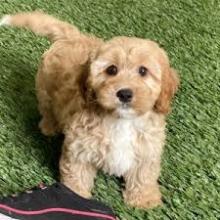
[116,89,133,103]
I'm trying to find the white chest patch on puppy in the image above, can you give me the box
[103,117,140,176]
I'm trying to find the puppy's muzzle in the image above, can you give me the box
[116,89,133,103]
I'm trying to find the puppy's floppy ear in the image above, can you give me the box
[154,67,179,114]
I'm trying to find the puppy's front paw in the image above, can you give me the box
[123,185,162,209]
[62,181,92,199]
[75,189,92,199]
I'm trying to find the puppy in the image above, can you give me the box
[0,11,179,208]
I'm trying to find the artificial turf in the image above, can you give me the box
[0,0,219,219]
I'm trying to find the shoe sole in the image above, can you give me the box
[0,204,116,220]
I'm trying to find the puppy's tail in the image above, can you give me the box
[0,11,80,42]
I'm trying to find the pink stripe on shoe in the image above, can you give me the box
[0,204,116,220]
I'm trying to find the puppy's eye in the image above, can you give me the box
[105,65,118,76]
[138,66,148,77]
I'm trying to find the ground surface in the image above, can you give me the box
[0,1,219,219]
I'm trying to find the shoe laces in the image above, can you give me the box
[2,183,48,200]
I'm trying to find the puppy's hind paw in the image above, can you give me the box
[39,118,57,136]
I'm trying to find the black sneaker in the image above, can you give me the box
[0,183,116,220]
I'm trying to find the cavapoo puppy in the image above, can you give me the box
[0,11,179,208]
